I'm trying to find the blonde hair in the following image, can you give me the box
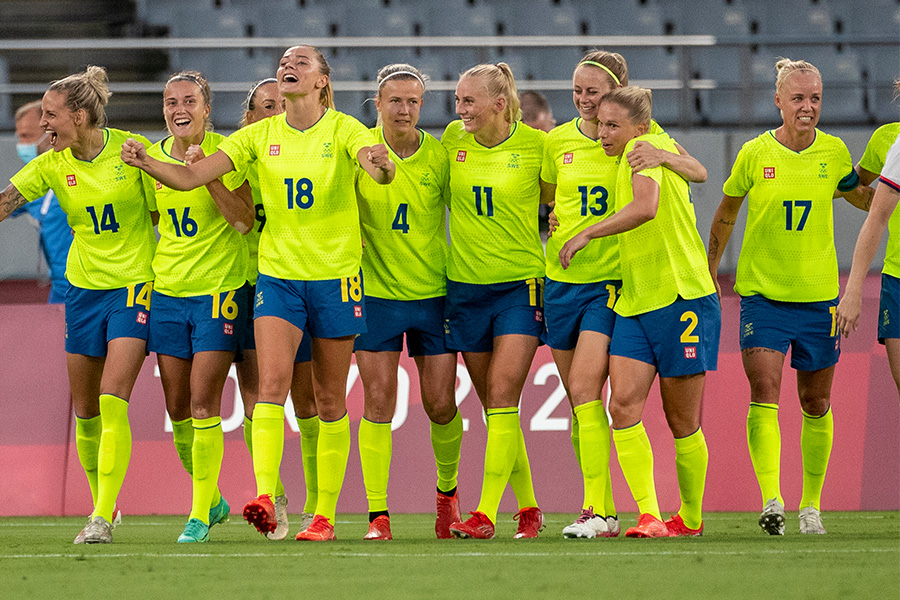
[47,65,110,129]
[300,45,334,109]
[165,70,213,132]
[240,78,277,128]
[774,57,821,93]
[374,63,429,127]
[460,62,522,123]
[602,86,653,127]
[577,50,629,87]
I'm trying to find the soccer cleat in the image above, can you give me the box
[435,490,461,539]
[266,494,290,541]
[363,515,393,541]
[83,516,113,544]
[664,514,703,537]
[295,514,336,541]
[601,516,621,538]
[243,494,277,534]
[450,511,495,539]
[299,512,315,532]
[513,507,545,539]
[758,498,786,536]
[625,513,671,538]
[562,506,606,539]
[75,507,121,544]
[177,518,210,543]
[208,496,230,529]
[799,504,827,534]
[111,508,123,528]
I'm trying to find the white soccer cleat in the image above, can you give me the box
[563,506,604,539]
[758,498,786,536]
[799,504,826,534]
[601,516,620,538]
[83,516,113,544]
[267,494,290,541]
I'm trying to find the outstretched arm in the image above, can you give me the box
[184,144,254,234]
[0,184,28,223]
[122,138,235,191]
[707,194,745,297]
[627,141,708,183]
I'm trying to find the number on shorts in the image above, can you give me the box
[167,207,198,237]
[680,311,700,343]
[285,177,314,209]
[579,185,609,217]
[783,199,812,231]
[605,283,621,309]
[126,282,152,310]
[392,203,410,233]
[211,290,239,320]
[473,186,494,217]
[527,277,544,307]
[85,204,120,234]
[341,274,363,303]
[829,305,837,337]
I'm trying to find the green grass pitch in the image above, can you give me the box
[2,512,898,599]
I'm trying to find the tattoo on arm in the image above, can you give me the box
[708,236,720,261]
[742,347,781,356]
[1,188,27,218]
[717,218,736,226]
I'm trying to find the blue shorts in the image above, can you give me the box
[354,295,450,356]
[544,278,620,350]
[739,294,840,371]
[239,284,311,362]
[65,282,152,357]
[148,287,249,359]
[878,273,899,343]
[254,272,367,339]
[610,294,721,377]
[445,278,545,353]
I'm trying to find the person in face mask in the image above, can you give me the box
[11,100,72,303]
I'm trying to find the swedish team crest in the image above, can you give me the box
[819,162,828,179]
[508,152,520,169]
[322,142,333,158]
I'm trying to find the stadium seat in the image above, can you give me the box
[861,45,900,123]
[661,0,751,39]
[0,56,10,129]
[580,0,665,36]
[243,5,342,38]
[754,0,835,38]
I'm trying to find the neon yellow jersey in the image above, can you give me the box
[144,132,249,296]
[723,130,855,301]
[441,120,545,284]
[218,110,373,280]
[11,128,156,290]
[859,123,900,278]
[357,127,449,300]
[614,134,715,317]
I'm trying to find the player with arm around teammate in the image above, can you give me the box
[0,66,156,544]
[121,44,395,541]
[707,58,872,536]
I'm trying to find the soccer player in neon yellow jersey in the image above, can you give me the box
[837,116,900,393]
[121,45,395,542]
[708,59,873,536]
[443,63,547,540]
[141,71,254,543]
[354,63,462,541]
[1,66,156,544]
[544,49,708,539]
[561,86,719,538]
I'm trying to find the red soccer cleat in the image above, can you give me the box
[449,511,495,539]
[513,507,545,539]
[242,494,277,534]
[625,513,672,538]
[664,514,703,537]
[363,515,392,541]
[295,514,336,541]
[435,490,461,539]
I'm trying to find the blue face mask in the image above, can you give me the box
[16,142,39,164]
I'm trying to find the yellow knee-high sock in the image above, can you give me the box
[508,421,538,510]
[799,407,834,511]
[296,415,320,513]
[172,417,194,474]
[475,409,520,524]
[75,415,101,508]
[244,416,285,497]
[613,422,660,520]
[674,428,708,530]
[358,418,392,513]
[431,409,463,494]
[251,402,284,498]
[747,402,783,505]
[571,412,582,468]
[315,413,351,522]
[574,400,610,512]
[189,417,224,524]
[94,394,131,522]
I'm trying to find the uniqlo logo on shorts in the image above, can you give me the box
[223,323,234,335]
[354,305,363,318]
[456,150,467,162]
[763,167,775,179]
[563,152,574,164]
[269,144,280,156]
[66,174,77,186]
[136,311,147,325]
[684,346,697,359]
[535,310,543,322]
